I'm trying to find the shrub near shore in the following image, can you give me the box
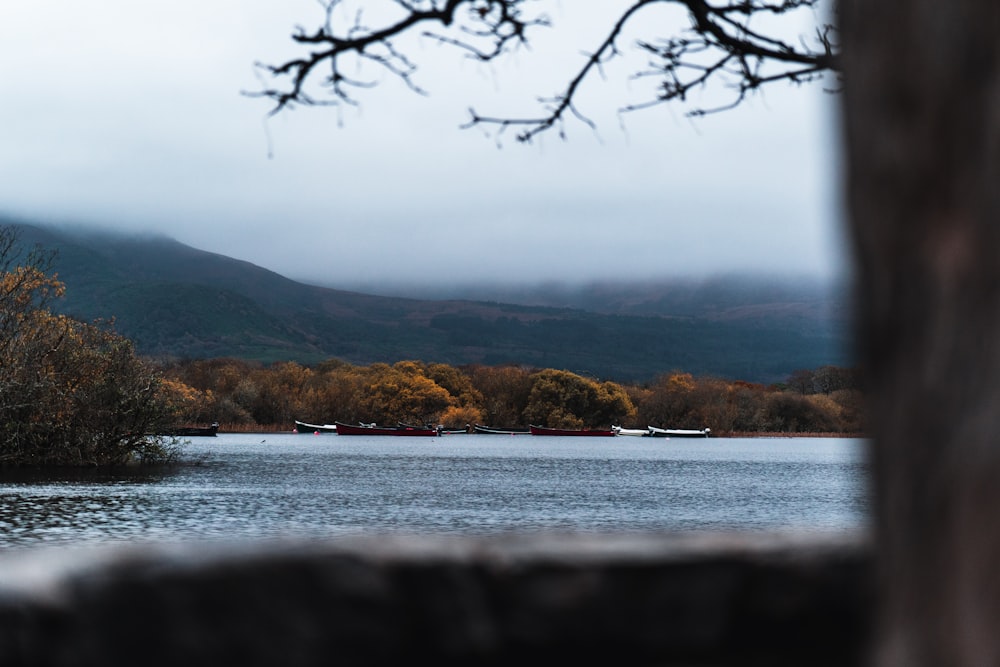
[0,227,177,466]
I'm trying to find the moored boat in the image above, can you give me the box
[529,425,616,437]
[166,422,219,437]
[294,420,337,434]
[612,426,651,437]
[474,424,530,435]
[648,426,711,438]
[335,422,439,436]
[437,425,472,434]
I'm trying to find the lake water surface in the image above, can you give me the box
[0,433,869,549]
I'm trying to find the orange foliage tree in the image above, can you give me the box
[357,362,456,426]
[522,369,636,429]
[465,364,534,428]
[0,227,176,465]
[637,372,705,430]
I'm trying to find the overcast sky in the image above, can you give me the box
[0,1,846,290]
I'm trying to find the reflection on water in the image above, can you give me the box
[0,434,869,549]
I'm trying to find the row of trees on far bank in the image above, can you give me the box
[157,357,867,435]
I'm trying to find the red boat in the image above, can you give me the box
[334,422,439,436]
[528,425,616,437]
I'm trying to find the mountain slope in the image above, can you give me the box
[8,222,852,383]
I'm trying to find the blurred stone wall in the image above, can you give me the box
[0,531,871,666]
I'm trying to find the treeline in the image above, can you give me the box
[156,357,867,435]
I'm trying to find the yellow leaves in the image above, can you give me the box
[425,361,484,408]
[160,378,200,402]
[438,405,483,429]
[666,372,696,393]
[541,408,584,430]
[523,369,635,428]
[392,360,424,376]
[361,365,455,424]
[598,380,638,422]
[268,361,314,388]
[0,266,64,312]
[158,378,205,415]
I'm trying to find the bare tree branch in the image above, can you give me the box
[249,0,839,142]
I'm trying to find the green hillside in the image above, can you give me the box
[7,221,852,383]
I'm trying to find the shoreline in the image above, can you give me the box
[212,425,868,439]
[721,431,869,439]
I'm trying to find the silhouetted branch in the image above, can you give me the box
[250,0,838,142]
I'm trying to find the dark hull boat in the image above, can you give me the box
[335,422,438,436]
[529,425,616,437]
[166,422,219,437]
[438,426,472,434]
[473,424,530,435]
[294,420,338,434]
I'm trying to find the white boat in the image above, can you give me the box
[648,426,711,438]
[294,420,337,434]
[612,426,650,437]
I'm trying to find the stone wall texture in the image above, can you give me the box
[0,531,872,666]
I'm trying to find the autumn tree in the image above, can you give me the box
[620,382,653,426]
[590,378,638,427]
[465,363,534,427]
[244,361,314,426]
[810,364,858,394]
[160,357,261,425]
[828,386,866,434]
[422,362,485,427]
[158,378,216,426]
[761,391,838,432]
[316,362,369,425]
[637,371,704,429]
[522,368,635,428]
[726,380,772,433]
[785,368,816,394]
[359,361,456,425]
[0,227,176,466]
[687,376,741,432]
[167,357,261,397]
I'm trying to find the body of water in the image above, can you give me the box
[0,433,869,549]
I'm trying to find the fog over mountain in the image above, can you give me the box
[7,221,853,385]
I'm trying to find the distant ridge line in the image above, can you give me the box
[6,221,852,383]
